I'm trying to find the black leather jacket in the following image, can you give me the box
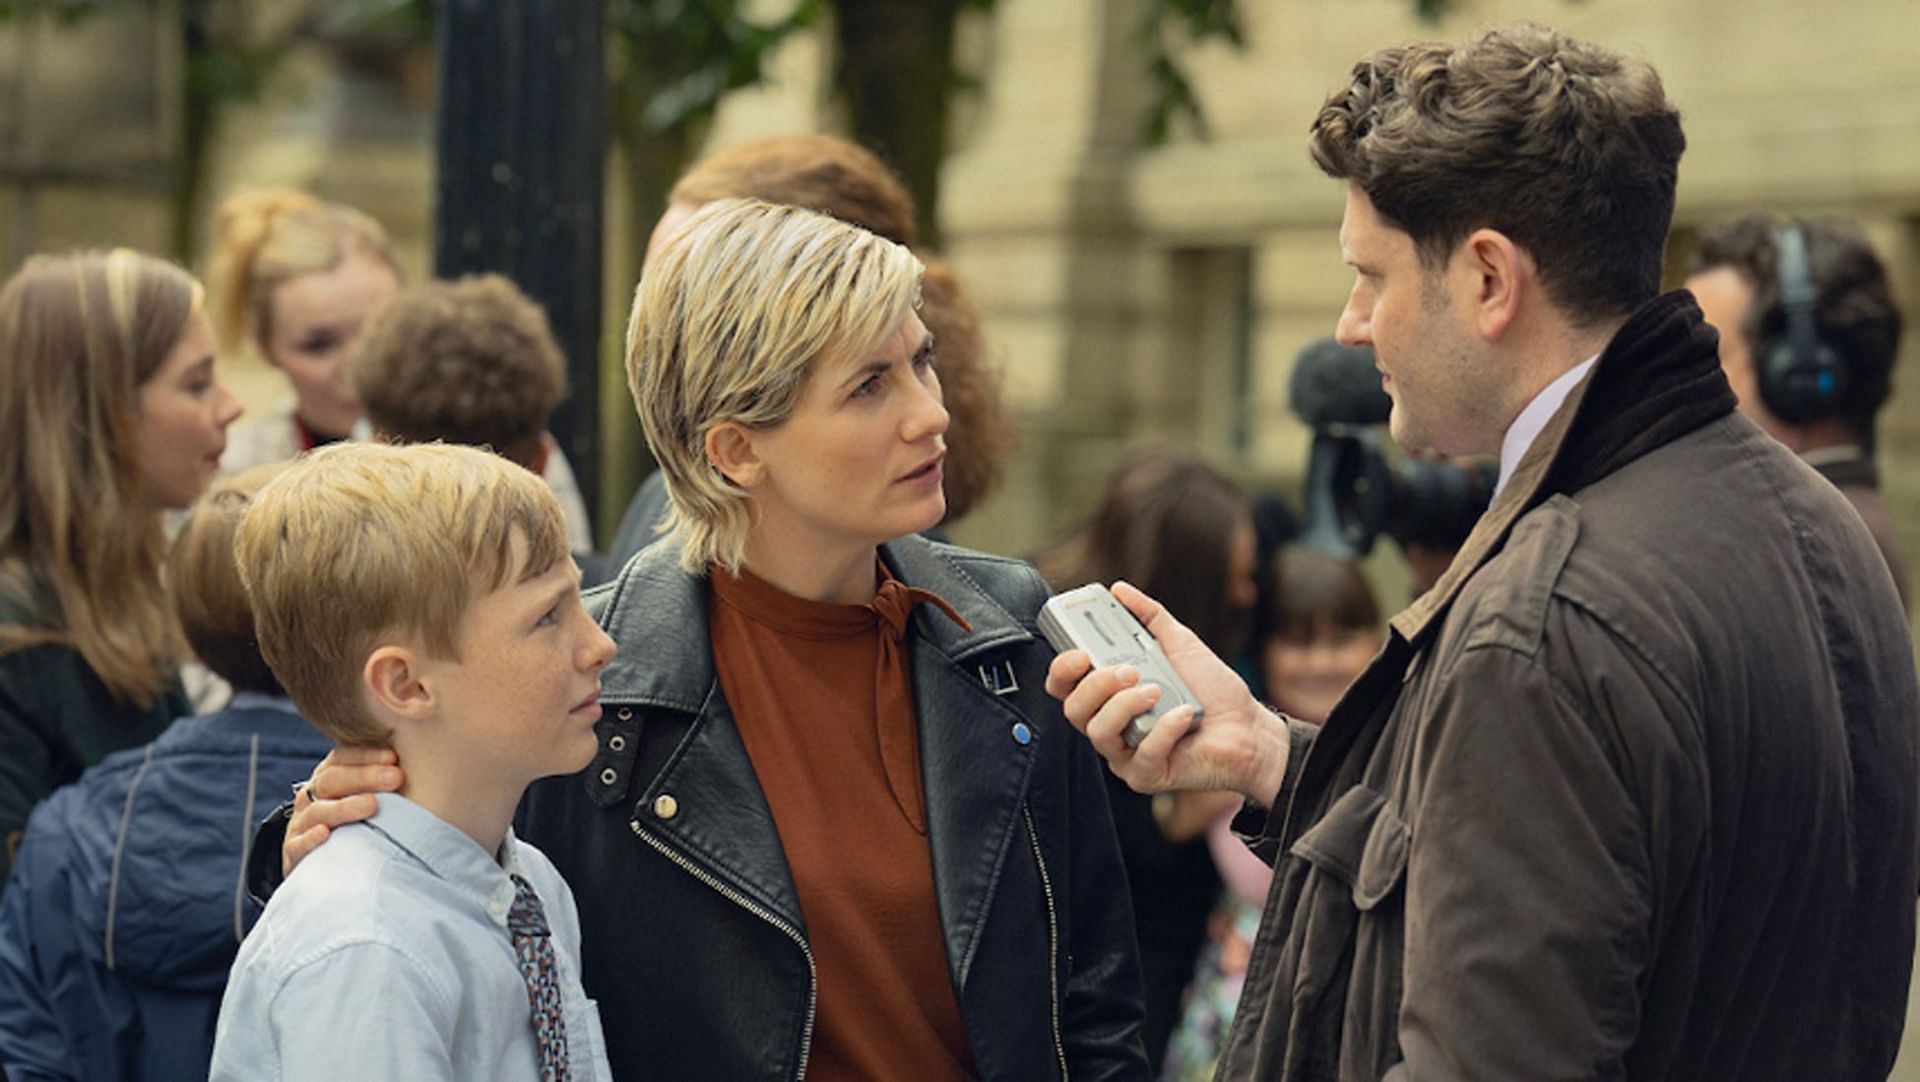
[515,534,1150,1081]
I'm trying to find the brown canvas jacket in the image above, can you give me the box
[1219,292,1920,1081]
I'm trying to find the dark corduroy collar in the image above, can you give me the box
[1542,289,1737,497]
[1391,290,1737,645]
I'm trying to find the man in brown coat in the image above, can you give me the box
[1050,24,1920,1081]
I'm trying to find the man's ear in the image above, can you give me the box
[704,422,766,489]
[363,645,435,722]
[1461,228,1528,341]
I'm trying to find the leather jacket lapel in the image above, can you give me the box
[636,686,807,933]
[883,535,1052,990]
[589,541,806,931]
[912,640,1039,988]
[594,534,1051,971]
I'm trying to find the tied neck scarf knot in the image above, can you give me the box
[870,577,968,642]
[868,574,969,833]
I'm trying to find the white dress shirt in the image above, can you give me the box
[1494,355,1599,500]
[211,793,611,1081]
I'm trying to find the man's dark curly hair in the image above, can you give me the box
[350,274,567,469]
[1310,24,1686,328]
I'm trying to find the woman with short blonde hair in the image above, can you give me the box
[630,198,925,575]
[284,197,1151,1079]
[606,135,1016,571]
[557,195,1148,1078]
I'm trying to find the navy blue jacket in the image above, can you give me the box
[0,699,331,1082]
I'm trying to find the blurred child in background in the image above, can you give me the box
[1035,447,1258,1070]
[347,274,604,578]
[1160,543,1381,1082]
[207,187,596,551]
[207,189,400,466]
[0,464,330,1081]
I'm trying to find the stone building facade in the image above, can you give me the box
[4,0,1917,598]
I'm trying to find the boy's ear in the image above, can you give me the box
[704,423,765,489]
[363,645,436,721]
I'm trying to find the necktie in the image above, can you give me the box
[508,873,571,1081]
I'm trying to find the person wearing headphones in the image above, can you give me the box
[1688,215,1909,608]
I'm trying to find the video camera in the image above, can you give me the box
[1289,338,1496,559]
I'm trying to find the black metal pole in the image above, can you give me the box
[434,0,606,535]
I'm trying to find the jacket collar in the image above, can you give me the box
[1389,290,1735,647]
[1283,292,1735,846]
[590,533,1035,712]
[583,533,1044,940]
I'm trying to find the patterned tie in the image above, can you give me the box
[508,873,571,1081]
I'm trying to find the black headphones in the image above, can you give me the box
[1757,223,1850,425]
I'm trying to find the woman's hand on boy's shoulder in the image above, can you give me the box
[284,746,404,877]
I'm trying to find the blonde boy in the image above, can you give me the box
[209,442,616,1081]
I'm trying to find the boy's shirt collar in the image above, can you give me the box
[363,792,527,931]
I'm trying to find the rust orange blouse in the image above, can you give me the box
[708,562,977,1081]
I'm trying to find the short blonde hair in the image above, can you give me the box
[233,442,571,746]
[660,137,1014,524]
[626,198,923,573]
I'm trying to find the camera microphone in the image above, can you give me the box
[1288,338,1392,429]
[1290,336,1493,560]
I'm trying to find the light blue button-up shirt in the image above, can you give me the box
[210,793,611,1081]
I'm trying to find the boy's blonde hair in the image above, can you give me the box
[234,442,571,745]
[625,197,922,574]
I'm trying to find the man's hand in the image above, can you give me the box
[1045,581,1291,806]
[284,746,403,877]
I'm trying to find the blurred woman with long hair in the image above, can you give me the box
[0,249,243,881]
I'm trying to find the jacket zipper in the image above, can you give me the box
[629,818,818,1079]
[1023,805,1069,1079]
